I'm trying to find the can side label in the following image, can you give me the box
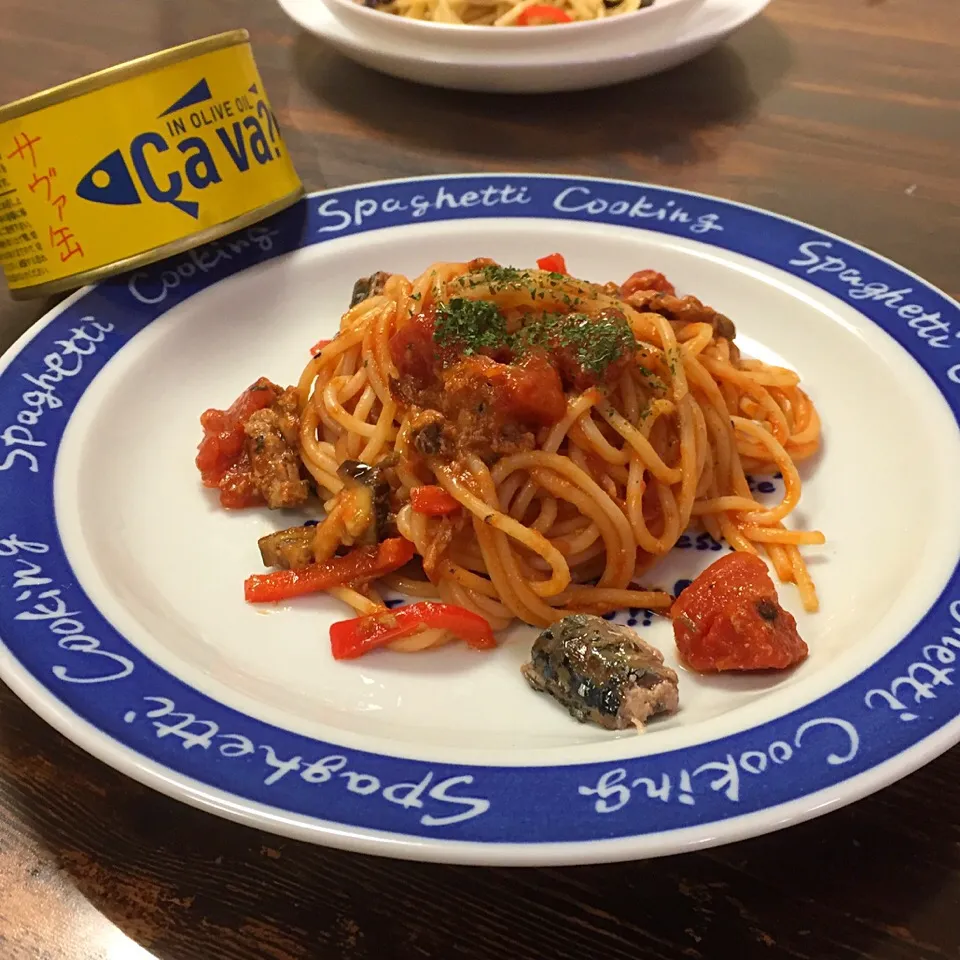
[0,41,301,290]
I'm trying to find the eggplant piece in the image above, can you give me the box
[258,525,316,570]
[413,422,444,456]
[349,271,391,308]
[522,614,679,730]
[336,459,391,543]
[410,413,453,458]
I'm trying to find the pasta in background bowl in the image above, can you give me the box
[366,0,654,27]
[321,0,705,49]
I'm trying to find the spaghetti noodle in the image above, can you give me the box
[198,255,824,657]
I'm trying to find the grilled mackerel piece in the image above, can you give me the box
[522,614,679,730]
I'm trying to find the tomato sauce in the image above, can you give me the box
[390,304,569,462]
[445,354,566,428]
[389,273,648,460]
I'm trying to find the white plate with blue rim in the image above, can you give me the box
[0,174,958,866]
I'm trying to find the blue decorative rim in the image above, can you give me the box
[0,175,958,847]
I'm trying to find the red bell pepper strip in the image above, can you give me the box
[410,485,461,516]
[536,252,568,273]
[517,5,573,25]
[245,537,415,603]
[310,338,333,357]
[330,602,496,660]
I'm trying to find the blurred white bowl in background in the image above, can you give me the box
[276,0,772,94]
[320,0,705,53]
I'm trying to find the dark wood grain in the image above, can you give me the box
[1,0,959,957]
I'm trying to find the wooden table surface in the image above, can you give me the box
[1,0,959,957]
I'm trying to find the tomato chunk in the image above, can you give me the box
[671,552,808,672]
[536,252,568,274]
[389,310,436,385]
[620,270,676,298]
[503,353,567,426]
[196,378,279,509]
[443,354,566,429]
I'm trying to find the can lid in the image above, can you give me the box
[0,29,250,125]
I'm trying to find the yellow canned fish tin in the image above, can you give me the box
[0,30,303,299]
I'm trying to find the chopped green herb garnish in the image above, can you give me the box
[435,263,635,377]
[434,298,508,355]
[479,265,526,286]
[510,311,637,376]
[459,263,598,308]
[666,346,679,376]
[560,313,637,375]
[637,365,667,392]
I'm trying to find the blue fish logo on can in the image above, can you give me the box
[76,77,284,220]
